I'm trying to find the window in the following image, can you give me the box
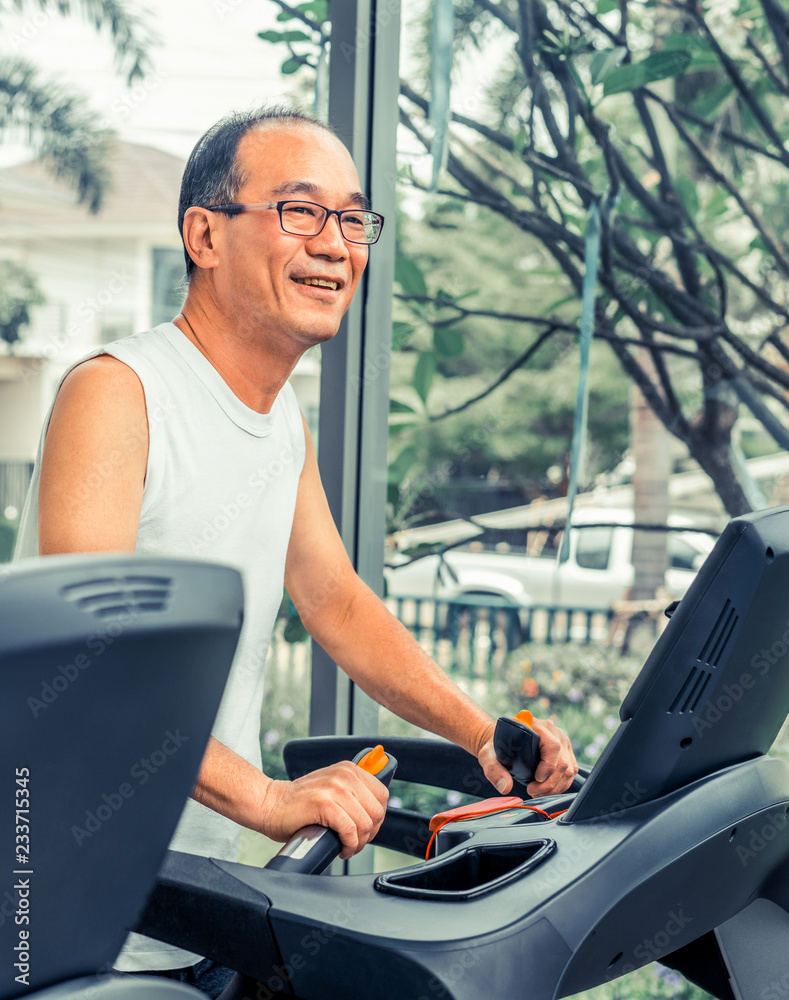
[668,535,703,571]
[151,249,186,327]
[99,313,134,345]
[575,526,614,571]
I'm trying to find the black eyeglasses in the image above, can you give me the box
[207,200,385,245]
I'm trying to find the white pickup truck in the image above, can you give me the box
[384,508,716,611]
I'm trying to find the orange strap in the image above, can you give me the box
[425,797,555,860]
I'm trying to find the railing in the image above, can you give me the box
[265,595,615,685]
[388,595,614,680]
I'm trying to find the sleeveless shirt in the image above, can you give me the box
[15,322,306,969]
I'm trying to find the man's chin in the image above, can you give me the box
[294,320,343,348]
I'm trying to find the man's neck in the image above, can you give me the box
[173,297,302,415]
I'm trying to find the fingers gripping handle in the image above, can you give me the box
[264,746,397,875]
[494,711,542,785]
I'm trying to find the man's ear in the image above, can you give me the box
[182,207,221,271]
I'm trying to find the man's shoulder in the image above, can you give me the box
[58,354,146,412]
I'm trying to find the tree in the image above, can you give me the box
[0,0,157,211]
[0,260,44,350]
[387,197,631,528]
[261,0,789,519]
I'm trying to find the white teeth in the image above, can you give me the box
[296,277,339,290]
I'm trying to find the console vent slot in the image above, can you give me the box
[698,599,738,667]
[61,575,173,619]
[669,666,713,714]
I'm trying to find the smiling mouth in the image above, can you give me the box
[293,277,341,291]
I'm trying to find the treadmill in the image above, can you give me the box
[6,508,789,999]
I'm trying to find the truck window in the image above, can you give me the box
[668,535,702,571]
[575,525,614,570]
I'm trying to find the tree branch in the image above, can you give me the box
[428,325,561,421]
[655,99,789,277]
[745,32,789,95]
[643,89,789,167]
[689,1,789,168]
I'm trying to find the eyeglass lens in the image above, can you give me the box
[280,201,382,243]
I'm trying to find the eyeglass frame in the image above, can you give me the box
[205,200,385,245]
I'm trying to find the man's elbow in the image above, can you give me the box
[292,570,373,643]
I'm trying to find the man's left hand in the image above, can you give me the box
[478,716,578,798]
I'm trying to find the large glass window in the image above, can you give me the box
[151,248,185,328]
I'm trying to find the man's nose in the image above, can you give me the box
[306,213,348,258]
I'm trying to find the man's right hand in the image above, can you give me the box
[258,762,389,859]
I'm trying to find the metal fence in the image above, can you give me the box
[385,595,614,680]
[266,595,614,687]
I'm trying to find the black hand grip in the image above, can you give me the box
[264,746,397,875]
[494,714,541,784]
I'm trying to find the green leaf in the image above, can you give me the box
[544,292,578,313]
[390,398,417,413]
[412,351,437,405]
[596,0,618,12]
[435,286,456,304]
[389,418,421,433]
[674,176,699,218]
[281,56,302,75]
[513,125,528,155]
[661,34,720,71]
[749,234,768,253]
[258,29,311,42]
[702,187,730,221]
[298,0,329,18]
[602,49,693,95]
[433,327,464,358]
[689,81,734,119]
[276,9,294,20]
[395,255,428,298]
[389,444,419,484]
[590,46,627,85]
[566,58,587,96]
[392,321,415,349]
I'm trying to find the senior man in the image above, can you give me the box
[15,106,577,995]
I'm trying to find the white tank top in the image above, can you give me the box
[15,322,306,970]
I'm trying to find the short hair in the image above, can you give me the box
[177,105,335,279]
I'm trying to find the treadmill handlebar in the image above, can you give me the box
[264,746,397,875]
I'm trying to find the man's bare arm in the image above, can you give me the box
[284,417,578,797]
[38,355,148,555]
[193,737,387,859]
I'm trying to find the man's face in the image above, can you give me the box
[208,126,370,352]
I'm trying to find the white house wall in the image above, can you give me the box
[0,366,45,462]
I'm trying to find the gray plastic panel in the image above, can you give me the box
[21,976,204,999]
[0,555,243,999]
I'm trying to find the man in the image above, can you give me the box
[15,106,577,996]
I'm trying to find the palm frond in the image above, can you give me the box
[0,56,113,212]
[3,0,157,83]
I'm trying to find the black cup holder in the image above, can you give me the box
[374,839,555,901]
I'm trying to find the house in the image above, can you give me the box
[0,140,319,520]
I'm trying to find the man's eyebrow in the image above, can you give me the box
[272,180,371,209]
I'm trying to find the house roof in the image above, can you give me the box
[0,141,185,232]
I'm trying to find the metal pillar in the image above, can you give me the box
[309,0,401,739]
